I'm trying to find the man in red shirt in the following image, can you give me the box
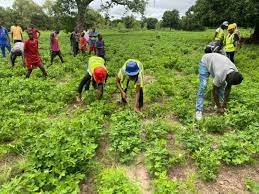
[24,32,47,78]
[50,29,64,66]
[27,24,40,39]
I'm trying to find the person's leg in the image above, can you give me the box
[57,51,64,63]
[6,44,11,54]
[26,69,33,78]
[50,51,55,66]
[39,66,48,77]
[78,74,91,93]
[218,83,226,103]
[196,62,210,112]
[92,79,97,89]
[230,52,235,63]
[1,45,6,58]
[11,52,17,66]
[139,88,144,109]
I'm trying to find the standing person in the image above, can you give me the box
[0,22,11,58]
[80,32,87,54]
[195,52,243,121]
[10,22,23,43]
[77,56,107,101]
[224,24,240,63]
[24,32,48,78]
[70,28,80,57]
[88,28,98,55]
[10,41,25,67]
[27,24,40,39]
[213,21,228,51]
[96,34,105,59]
[50,29,64,66]
[116,59,144,112]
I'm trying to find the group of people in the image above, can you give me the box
[70,28,105,58]
[0,21,244,119]
[211,21,240,63]
[195,21,243,120]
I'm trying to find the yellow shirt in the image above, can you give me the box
[11,26,23,40]
[87,56,106,76]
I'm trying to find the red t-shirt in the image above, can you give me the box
[80,37,87,48]
[24,39,42,68]
[28,28,39,39]
[51,32,60,52]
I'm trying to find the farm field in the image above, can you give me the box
[0,29,259,193]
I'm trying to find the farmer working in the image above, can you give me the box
[27,24,40,40]
[195,50,243,121]
[77,56,107,101]
[10,41,25,67]
[50,29,64,66]
[0,21,11,58]
[24,32,48,78]
[10,22,23,43]
[213,21,228,51]
[224,24,240,63]
[116,59,144,112]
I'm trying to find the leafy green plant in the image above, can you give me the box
[97,168,140,194]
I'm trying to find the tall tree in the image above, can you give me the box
[54,0,147,29]
[145,17,158,30]
[161,10,180,30]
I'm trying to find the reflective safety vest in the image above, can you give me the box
[215,28,224,42]
[87,56,106,76]
[224,33,236,52]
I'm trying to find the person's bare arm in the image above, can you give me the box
[134,85,141,112]
[37,31,41,39]
[116,76,127,102]
[97,84,103,100]
[222,84,232,110]
[213,85,224,114]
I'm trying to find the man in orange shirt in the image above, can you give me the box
[10,23,23,43]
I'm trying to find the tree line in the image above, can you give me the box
[0,0,258,40]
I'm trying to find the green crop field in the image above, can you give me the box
[0,29,259,193]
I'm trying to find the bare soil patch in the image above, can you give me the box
[197,164,259,194]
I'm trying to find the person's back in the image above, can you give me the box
[201,53,237,85]
[11,25,23,43]
[50,32,60,52]
[12,42,24,53]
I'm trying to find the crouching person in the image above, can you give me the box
[195,51,243,121]
[77,56,107,101]
[24,32,48,78]
[116,59,144,112]
[10,41,25,67]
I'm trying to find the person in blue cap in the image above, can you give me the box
[116,59,144,112]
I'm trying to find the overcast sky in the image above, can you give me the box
[0,0,196,19]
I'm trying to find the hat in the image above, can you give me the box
[228,24,236,30]
[222,21,229,26]
[93,67,107,83]
[228,71,243,85]
[125,61,140,76]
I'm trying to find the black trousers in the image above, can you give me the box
[13,40,22,44]
[50,50,64,65]
[226,52,235,63]
[10,50,22,66]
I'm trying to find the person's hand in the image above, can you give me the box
[217,107,225,114]
[76,95,82,103]
[121,92,128,103]
[134,107,141,113]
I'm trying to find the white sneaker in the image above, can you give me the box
[196,111,203,121]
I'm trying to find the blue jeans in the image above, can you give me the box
[196,62,226,112]
[0,43,11,58]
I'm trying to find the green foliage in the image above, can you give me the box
[145,18,158,30]
[109,110,141,163]
[97,168,140,194]
[161,10,180,29]
[153,173,179,194]
[245,178,259,193]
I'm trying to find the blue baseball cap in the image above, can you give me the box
[125,61,140,76]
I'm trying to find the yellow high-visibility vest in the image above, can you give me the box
[224,33,236,52]
[215,28,224,41]
[87,56,106,75]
